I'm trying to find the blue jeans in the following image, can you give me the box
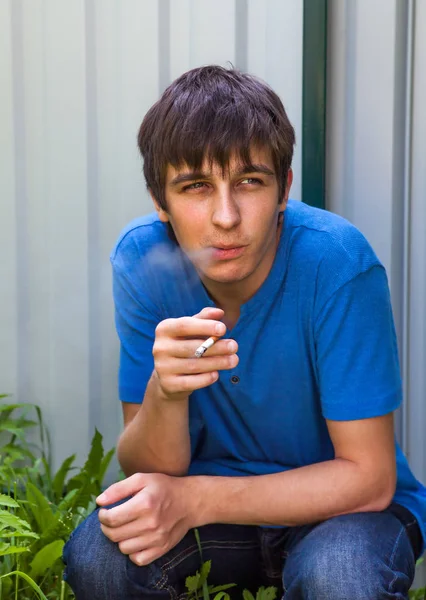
[62,502,420,599]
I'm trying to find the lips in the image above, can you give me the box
[211,245,246,260]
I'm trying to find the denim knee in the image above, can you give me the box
[282,512,416,600]
[62,507,133,600]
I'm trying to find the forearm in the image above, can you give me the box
[189,458,395,528]
[117,372,191,477]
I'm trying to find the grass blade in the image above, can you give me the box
[0,571,48,600]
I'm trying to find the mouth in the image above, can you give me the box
[210,245,247,260]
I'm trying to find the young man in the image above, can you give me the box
[63,66,426,599]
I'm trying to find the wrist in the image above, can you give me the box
[180,476,220,528]
[150,371,190,404]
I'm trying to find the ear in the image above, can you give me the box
[149,190,169,223]
[279,168,293,210]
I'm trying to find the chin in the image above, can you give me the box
[202,267,251,284]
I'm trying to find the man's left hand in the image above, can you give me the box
[96,472,194,566]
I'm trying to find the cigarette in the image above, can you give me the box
[194,336,219,358]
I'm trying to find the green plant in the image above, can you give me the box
[0,396,114,599]
[409,557,426,599]
[1,395,424,599]
[184,529,277,600]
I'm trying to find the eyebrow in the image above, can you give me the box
[169,163,275,187]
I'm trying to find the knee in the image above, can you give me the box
[286,538,379,599]
[283,516,414,600]
[63,508,127,598]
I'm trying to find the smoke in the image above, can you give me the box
[129,241,214,305]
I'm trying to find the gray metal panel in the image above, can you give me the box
[0,0,303,477]
[0,0,18,406]
[327,0,426,577]
[1,3,424,578]
[409,0,426,581]
[407,0,426,495]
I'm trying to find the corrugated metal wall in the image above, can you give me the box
[327,0,426,480]
[0,1,425,535]
[327,0,426,582]
[0,0,304,475]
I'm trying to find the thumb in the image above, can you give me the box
[192,306,224,320]
[96,473,147,506]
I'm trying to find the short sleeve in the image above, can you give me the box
[112,263,163,403]
[314,265,402,420]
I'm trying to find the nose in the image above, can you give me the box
[211,185,241,230]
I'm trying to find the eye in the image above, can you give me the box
[240,177,262,185]
[182,181,207,191]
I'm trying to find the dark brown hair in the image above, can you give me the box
[137,65,295,209]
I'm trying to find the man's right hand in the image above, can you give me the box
[152,307,239,400]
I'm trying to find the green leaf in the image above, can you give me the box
[256,587,277,600]
[185,573,200,593]
[0,494,19,508]
[29,539,65,578]
[12,418,38,429]
[26,482,55,531]
[38,510,74,546]
[0,424,24,438]
[0,530,39,539]
[52,454,76,502]
[192,530,210,600]
[33,404,50,460]
[57,488,79,512]
[208,584,237,593]
[198,560,211,586]
[0,543,30,557]
[0,444,35,463]
[98,447,116,485]
[0,570,48,600]
[243,591,255,600]
[194,528,203,556]
[84,429,104,479]
[212,593,231,600]
[0,509,32,532]
[0,403,22,413]
[0,575,13,598]
[66,429,104,494]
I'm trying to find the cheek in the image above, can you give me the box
[169,218,204,249]
[169,207,208,237]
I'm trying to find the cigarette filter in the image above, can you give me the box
[194,336,218,358]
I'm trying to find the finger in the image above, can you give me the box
[117,532,161,555]
[192,306,224,319]
[165,338,238,358]
[158,317,226,339]
[130,547,167,567]
[100,521,138,544]
[167,354,239,375]
[100,518,151,544]
[96,473,147,507]
[98,489,152,529]
[165,371,220,393]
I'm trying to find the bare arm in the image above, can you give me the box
[189,413,397,527]
[116,307,238,477]
[116,374,191,477]
[98,413,397,566]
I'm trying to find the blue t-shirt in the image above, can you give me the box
[111,199,426,551]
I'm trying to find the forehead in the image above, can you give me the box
[165,146,275,182]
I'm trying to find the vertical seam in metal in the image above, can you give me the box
[302,0,327,209]
[235,0,248,72]
[158,0,170,93]
[401,0,415,455]
[85,0,101,438]
[10,0,30,404]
